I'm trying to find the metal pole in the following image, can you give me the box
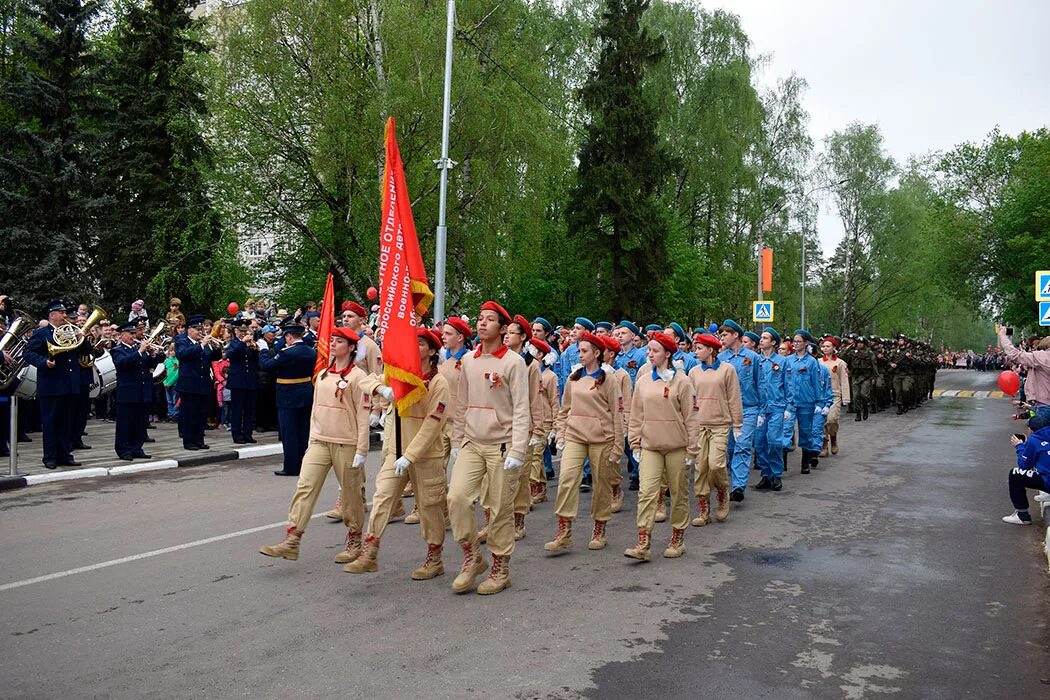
[433,0,455,324]
[801,231,806,328]
[8,395,18,477]
[756,238,763,303]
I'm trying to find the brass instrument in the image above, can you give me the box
[139,320,168,354]
[204,318,228,350]
[0,310,35,391]
[48,305,106,357]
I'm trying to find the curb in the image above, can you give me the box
[1,443,285,491]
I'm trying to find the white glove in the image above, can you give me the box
[684,457,696,467]
[369,414,380,428]
[601,362,615,375]
[784,410,792,422]
[352,454,366,469]
[673,359,684,370]
[393,456,411,476]
[377,385,394,401]
[556,442,565,452]
[821,406,830,416]
[608,453,620,464]
[450,448,459,462]
[548,430,556,442]
[732,428,742,441]
[543,352,557,367]
[503,456,523,470]
[756,415,765,427]
[355,343,367,364]
[378,411,387,428]
[528,436,542,447]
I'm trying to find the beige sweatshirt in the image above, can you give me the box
[628,368,699,459]
[614,368,633,422]
[525,359,544,440]
[438,350,465,436]
[555,369,624,459]
[687,362,743,428]
[377,372,450,463]
[537,367,558,437]
[819,356,851,404]
[451,344,531,461]
[309,364,371,454]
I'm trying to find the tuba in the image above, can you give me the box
[0,310,36,390]
[47,305,106,357]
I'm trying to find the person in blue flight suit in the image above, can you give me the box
[260,320,317,476]
[717,319,762,501]
[554,317,594,396]
[21,300,93,468]
[753,327,791,492]
[783,329,825,475]
[302,311,320,348]
[613,320,648,490]
[175,315,222,451]
[665,323,698,374]
[111,321,161,460]
[225,318,260,445]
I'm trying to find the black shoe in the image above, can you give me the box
[185,445,200,451]
[896,406,904,415]
[730,487,744,502]
[72,443,91,450]
[118,454,134,461]
[132,452,151,459]
[628,477,639,491]
[854,411,863,422]
[580,474,592,492]
[754,477,772,491]
[147,424,157,429]
[18,433,32,443]
[58,459,81,467]
[771,477,783,491]
[43,461,57,469]
[545,469,556,481]
[274,470,298,477]
[247,437,257,444]
[144,437,156,443]
[752,463,761,471]
[862,406,869,420]
[198,444,210,450]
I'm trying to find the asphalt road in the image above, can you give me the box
[0,370,1047,699]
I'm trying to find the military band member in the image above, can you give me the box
[259,321,316,476]
[225,318,260,444]
[111,321,161,460]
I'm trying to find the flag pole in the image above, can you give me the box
[433,0,455,324]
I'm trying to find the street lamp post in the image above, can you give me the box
[433,0,456,324]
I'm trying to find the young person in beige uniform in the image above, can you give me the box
[505,315,544,540]
[624,331,699,561]
[259,327,372,562]
[344,328,450,578]
[818,336,851,457]
[545,331,624,553]
[687,333,743,526]
[447,301,530,595]
[527,338,559,504]
[601,334,632,513]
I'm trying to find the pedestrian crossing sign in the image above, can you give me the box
[1037,270,1050,301]
[1040,301,1050,327]
[752,301,774,323]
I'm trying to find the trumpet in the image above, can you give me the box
[48,305,106,357]
[139,320,168,354]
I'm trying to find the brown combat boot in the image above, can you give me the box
[655,497,668,523]
[476,554,511,595]
[662,528,685,558]
[324,493,343,520]
[402,480,414,497]
[830,435,839,455]
[588,520,608,550]
[259,526,303,561]
[715,486,730,522]
[334,528,362,563]
[623,528,652,561]
[404,503,420,525]
[476,508,492,543]
[411,544,444,580]
[513,512,527,541]
[610,485,624,513]
[343,534,379,573]
[452,542,488,594]
[691,495,711,527]
[543,517,573,552]
[533,481,548,504]
[819,437,830,458]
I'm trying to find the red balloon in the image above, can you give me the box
[227,302,239,316]
[366,286,378,300]
[997,370,1020,397]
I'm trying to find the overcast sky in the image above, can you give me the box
[707,0,1050,256]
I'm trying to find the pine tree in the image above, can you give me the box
[0,0,106,314]
[566,0,669,320]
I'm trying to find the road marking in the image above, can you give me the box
[0,513,325,593]
[956,390,974,397]
[931,389,1007,399]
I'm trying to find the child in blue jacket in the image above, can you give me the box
[1002,413,1050,525]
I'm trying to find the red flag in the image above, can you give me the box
[378,118,433,414]
[313,272,335,377]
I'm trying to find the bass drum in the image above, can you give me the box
[13,364,37,399]
[90,352,118,398]
[152,363,166,381]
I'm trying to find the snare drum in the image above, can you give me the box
[13,364,37,399]
[90,352,118,398]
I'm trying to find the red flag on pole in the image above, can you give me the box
[378,117,433,414]
[313,272,335,377]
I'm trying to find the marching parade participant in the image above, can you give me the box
[554,317,594,394]
[665,323,698,373]
[545,330,624,554]
[688,333,742,526]
[527,338,558,505]
[259,327,371,562]
[259,320,316,476]
[446,301,530,595]
[532,316,560,481]
[225,318,260,445]
[842,335,877,421]
[111,321,161,460]
[174,315,221,451]
[438,315,472,460]
[784,330,824,474]
[819,336,850,457]
[344,328,450,578]
[625,331,698,561]
[601,334,631,512]
[741,331,760,351]
[614,320,646,490]
[811,351,835,465]
[754,328,788,492]
[717,319,761,502]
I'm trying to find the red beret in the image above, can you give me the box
[579,331,604,351]
[417,327,442,350]
[649,331,678,354]
[479,301,511,326]
[332,327,360,342]
[342,301,366,317]
[512,314,533,341]
[444,316,472,339]
[603,335,621,353]
[822,336,841,349]
[530,338,552,355]
[693,333,722,350]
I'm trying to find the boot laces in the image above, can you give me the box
[592,521,604,539]
[488,555,504,579]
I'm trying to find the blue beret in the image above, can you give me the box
[644,323,662,333]
[793,328,813,342]
[533,317,554,335]
[720,319,744,336]
[668,322,688,343]
[762,327,780,344]
[617,320,640,337]
[594,321,613,331]
[574,317,595,331]
[743,331,760,344]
